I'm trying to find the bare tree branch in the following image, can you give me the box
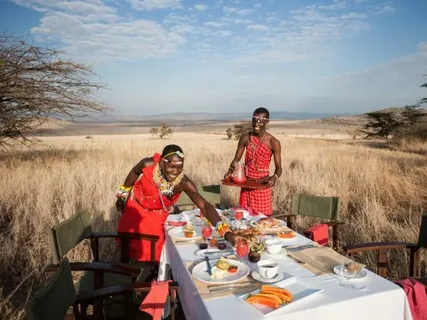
[0,35,110,147]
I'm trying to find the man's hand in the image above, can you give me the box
[116,198,126,213]
[258,175,278,187]
[224,231,238,246]
[223,167,234,179]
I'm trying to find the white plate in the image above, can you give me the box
[168,226,202,240]
[333,265,367,280]
[192,258,250,285]
[239,277,323,317]
[250,218,287,232]
[252,271,285,283]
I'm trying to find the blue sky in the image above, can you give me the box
[1,0,426,116]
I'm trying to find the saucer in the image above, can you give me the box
[251,271,285,283]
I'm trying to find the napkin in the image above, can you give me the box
[303,223,329,246]
[395,278,427,320]
[167,221,187,227]
[181,212,191,223]
[139,281,172,320]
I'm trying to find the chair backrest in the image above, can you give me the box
[25,258,76,320]
[291,194,340,221]
[49,210,93,264]
[176,185,221,207]
[417,215,427,248]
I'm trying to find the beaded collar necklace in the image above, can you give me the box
[153,163,184,197]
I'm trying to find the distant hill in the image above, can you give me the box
[76,111,356,123]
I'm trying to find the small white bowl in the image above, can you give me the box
[265,239,282,255]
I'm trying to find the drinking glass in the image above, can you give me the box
[339,260,365,290]
[235,210,243,229]
[236,239,249,259]
[201,226,212,241]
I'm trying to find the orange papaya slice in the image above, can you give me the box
[251,293,283,305]
[261,286,294,299]
[261,289,292,302]
[245,296,279,309]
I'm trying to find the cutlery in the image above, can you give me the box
[207,281,256,289]
[209,285,259,294]
[204,249,235,256]
[286,244,316,252]
[205,256,212,276]
[174,239,200,244]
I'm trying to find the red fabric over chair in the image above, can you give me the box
[395,278,427,320]
[303,223,329,246]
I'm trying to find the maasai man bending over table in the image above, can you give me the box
[116,144,237,262]
[224,107,282,216]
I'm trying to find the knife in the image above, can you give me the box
[205,256,212,276]
[286,244,317,252]
[209,284,259,293]
[204,249,235,256]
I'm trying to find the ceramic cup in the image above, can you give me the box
[257,259,279,279]
[265,239,282,255]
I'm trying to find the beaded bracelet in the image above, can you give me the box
[116,184,132,200]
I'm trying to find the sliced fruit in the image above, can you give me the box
[251,293,283,305]
[261,289,293,302]
[246,296,279,309]
[261,285,293,298]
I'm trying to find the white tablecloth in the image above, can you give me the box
[159,212,413,320]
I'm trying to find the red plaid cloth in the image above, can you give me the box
[240,135,273,215]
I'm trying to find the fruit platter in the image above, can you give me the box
[239,277,323,317]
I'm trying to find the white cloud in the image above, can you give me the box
[247,24,268,31]
[194,4,208,11]
[374,4,395,15]
[129,0,181,11]
[223,6,238,14]
[204,21,224,28]
[237,9,254,15]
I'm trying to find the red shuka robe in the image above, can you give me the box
[117,153,181,262]
[240,135,273,215]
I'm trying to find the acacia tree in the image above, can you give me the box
[0,35,108,147]
[225,128,232,139]
[361,111,401,139]
[232,121,252,140]
[150,123,173,139]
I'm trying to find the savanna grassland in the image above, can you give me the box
[1,125,427,319]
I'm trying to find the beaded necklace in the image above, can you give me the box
[153,163,184,197]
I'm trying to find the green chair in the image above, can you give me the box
[48,210,160,316]
[26,257,179,320]
[277,194,343,249]
[175,184,222,211]
[25,257,79,320]
[344,215,427,279]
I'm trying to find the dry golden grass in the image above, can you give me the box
[1,132,427,318]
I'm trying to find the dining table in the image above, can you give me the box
[158,209,413,320]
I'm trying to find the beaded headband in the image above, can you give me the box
[162,151,184,159]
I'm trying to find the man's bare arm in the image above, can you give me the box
[272,138,282,178]
[122,157,154,187]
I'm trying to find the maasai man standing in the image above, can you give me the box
[224,107,282,216]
